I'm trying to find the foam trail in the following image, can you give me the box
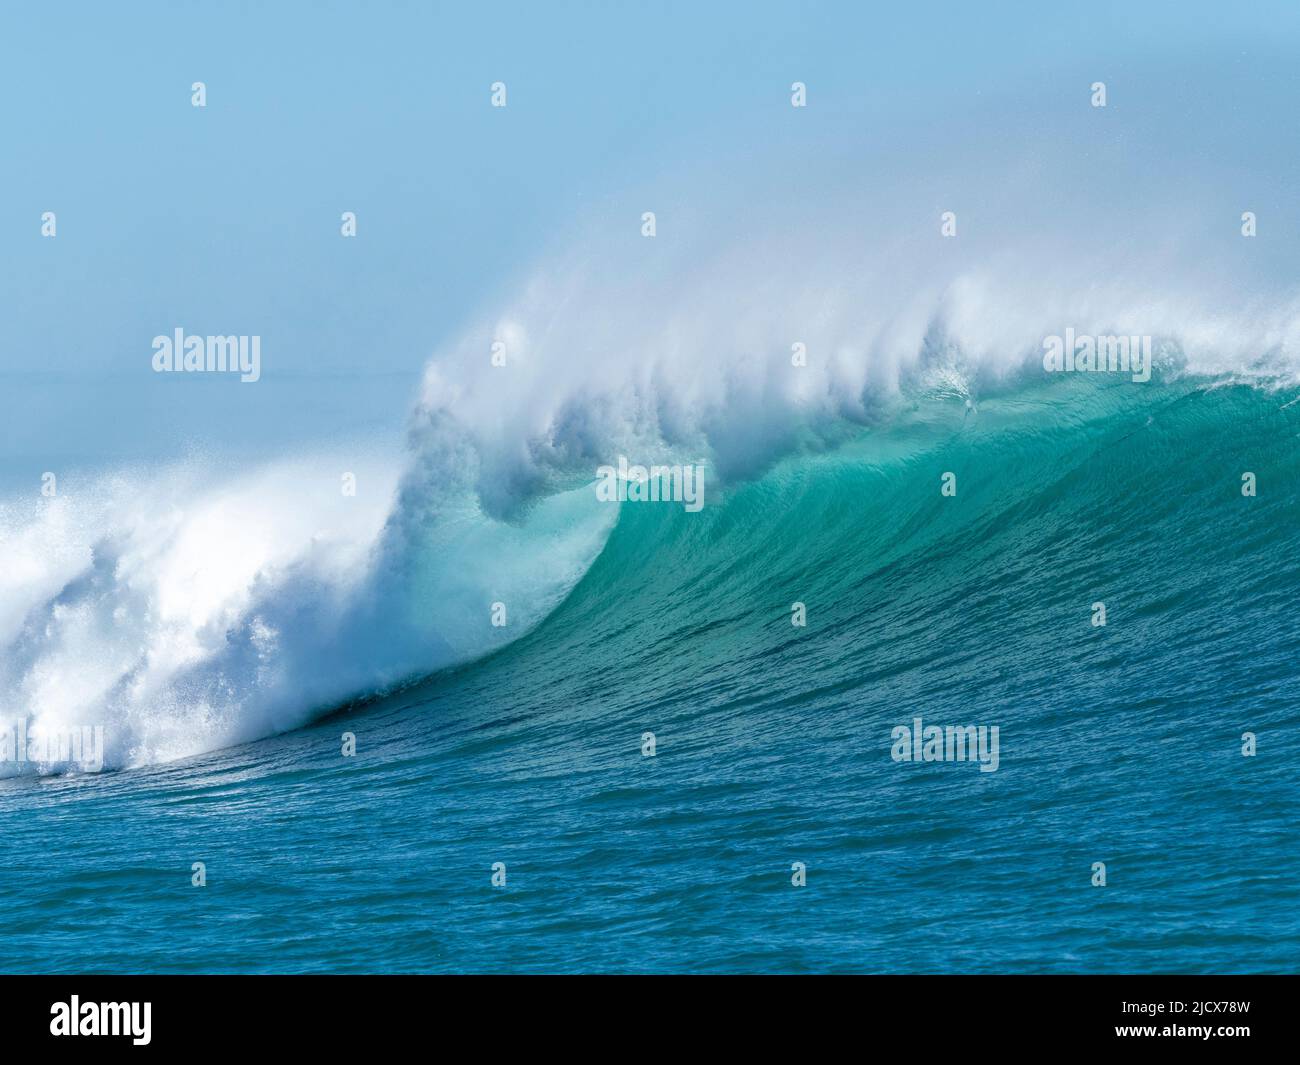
[0,449,615,774]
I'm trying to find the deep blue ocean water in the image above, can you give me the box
[2,373,1297,973]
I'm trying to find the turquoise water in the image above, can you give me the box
[2,373,1297,973]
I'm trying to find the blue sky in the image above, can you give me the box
[2,0,1298,468]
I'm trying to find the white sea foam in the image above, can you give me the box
[0,449,615,774]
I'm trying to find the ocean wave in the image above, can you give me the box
[6,177,1300,773]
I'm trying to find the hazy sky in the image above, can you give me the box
[2,0,1298,471]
